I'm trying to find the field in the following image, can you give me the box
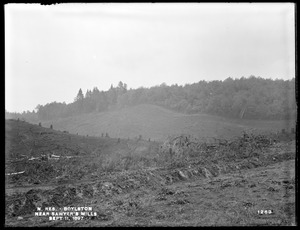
[5,118,296,226]
[36,104,295,141]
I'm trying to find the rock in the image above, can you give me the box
[102,182,114,196]
[248,183,256,188]
[268,187,276,192]
[17,216,23,220]
[192,169,198,175]
[178,170,188,180]
[102,182,113,188]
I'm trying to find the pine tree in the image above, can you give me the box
[74,88,84,102]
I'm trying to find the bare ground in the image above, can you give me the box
[5,119,296,226]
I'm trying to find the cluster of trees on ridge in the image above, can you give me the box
[6,76,296,122]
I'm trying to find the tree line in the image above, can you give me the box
[6,76,296,122]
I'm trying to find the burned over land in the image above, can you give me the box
[5,119,296,226]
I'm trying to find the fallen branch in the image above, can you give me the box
[5,171,25,176]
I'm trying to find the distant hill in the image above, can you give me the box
[6,77,296,124]
[36,104,295,141]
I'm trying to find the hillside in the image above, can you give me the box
[36,104,295,141]
[5,119,296,226]
[5,119,160,186]
[9,77,295,122]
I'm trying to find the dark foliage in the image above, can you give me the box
[5,77,296,122]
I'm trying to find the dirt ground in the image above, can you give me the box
[5,119,296,226]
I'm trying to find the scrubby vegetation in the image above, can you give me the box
[5,120,296,226]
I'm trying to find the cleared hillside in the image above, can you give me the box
[38,104,295,141]
[5,119,160,186]
[5,119,296,226]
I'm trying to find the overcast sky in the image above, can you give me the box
[5,3,295,113]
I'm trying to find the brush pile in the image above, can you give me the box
[159,132,276,168]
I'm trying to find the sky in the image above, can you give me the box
[5,3,295,113]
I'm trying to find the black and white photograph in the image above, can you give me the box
[5,3,296,227]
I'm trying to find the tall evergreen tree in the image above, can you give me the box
[75,88,84,102]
